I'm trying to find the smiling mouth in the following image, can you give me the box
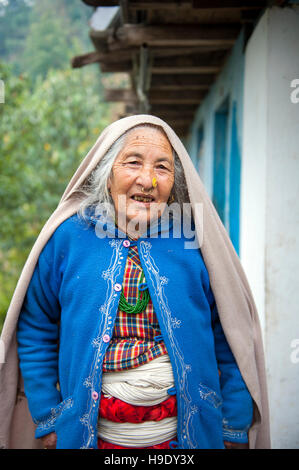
[131,195,155,203]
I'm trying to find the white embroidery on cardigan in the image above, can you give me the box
[222,427,249,440]
[35,397,74,432]
[139,241,197,449]
[81,239,124,449]
[91,337,101,348]
[198,383,222,409]
[83,377,92,388]
[159,276,168,285]
[222,418,250,440]
[171,317,181,329]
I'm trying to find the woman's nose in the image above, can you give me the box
[136,166,155,189]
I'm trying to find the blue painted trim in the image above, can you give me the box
[228,102,241,255]
[212,100,229,224]
[186,30,245,255]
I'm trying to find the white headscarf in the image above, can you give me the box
[0,115,270,448]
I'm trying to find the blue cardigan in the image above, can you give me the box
[17,212,253,449]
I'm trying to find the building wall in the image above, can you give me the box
[187,5,299,449]
[242,6,299,449]
[187,32,245,254]
[187,31,244,201]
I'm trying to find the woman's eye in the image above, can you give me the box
[124,160,140,166]
[157,164,168,170]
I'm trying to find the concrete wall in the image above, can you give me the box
[241,6,299,448]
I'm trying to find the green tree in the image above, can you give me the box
[20,0,78,81]
[0,0,92,80]
[0,0,32,75]
[0,62,111,329]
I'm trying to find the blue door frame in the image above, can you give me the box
[229,102,241,255]
[212,100,241,255]
[213,101,228,225]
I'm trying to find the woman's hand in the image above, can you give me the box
[41,432,57,449]
[224,441,249,449]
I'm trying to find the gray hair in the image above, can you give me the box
[77,123,189,222]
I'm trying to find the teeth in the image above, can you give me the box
[132,196,153,202]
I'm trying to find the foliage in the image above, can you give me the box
[0,0,117,331]
[0,62,111,330]
[0,0,32,75]
[0,0,91,79]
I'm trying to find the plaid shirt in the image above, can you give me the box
[102,242,168,372]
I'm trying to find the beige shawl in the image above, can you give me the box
[0,114,271,449]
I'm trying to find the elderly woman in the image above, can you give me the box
[0,115,270,450]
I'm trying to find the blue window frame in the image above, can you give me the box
[228,102,241,255]
[213,99,229,224]
[212,99,241,255]
[196,125,204,175]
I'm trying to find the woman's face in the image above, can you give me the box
[108,127,175,231]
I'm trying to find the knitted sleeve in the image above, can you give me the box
[209,290,253,443]
[17,241,62,439]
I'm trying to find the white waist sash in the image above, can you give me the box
[101,354,175,406]
[98,355,177,446]
[97,416,177,447]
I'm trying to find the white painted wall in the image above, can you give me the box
[241,6,299,449]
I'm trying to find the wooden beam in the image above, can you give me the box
[152,50,226,66]
[240,9,264,23]
[100,61,132,73]
[128,0,266,10]
[104,44,232,57]
[109,24,240,49]
[149,111,196,122]
[72,45,231,70]
[129,1,192,9]
[120,0,129,23]
[104,89,138,103]
[149,89,205,104]
[192,0,267,8]
[150,74,214,90]
[71,51,105,68]
[82,0,266,9]
[157,117,193,127]
[82,0,118,5]
[150,50,225,74]
[104,88,205,104]
[171,125,191,136]
[100,50,225,74]
[82,0,192,7]
[74,49,135,68]
[71,49,224,74]
[148,106,198,128]
[148,104,199,114]
[151,66,220,75]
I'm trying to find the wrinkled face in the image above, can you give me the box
[108,127,175,231]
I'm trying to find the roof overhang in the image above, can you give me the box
[72,1,287,137]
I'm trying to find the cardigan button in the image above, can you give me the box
[123,240,130,248]
[92,391,99,401]
[169,440,179,449]
[114,283,122,292]
[102,334,111,343]
[167,386,176,396]
[154,335,163,342]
